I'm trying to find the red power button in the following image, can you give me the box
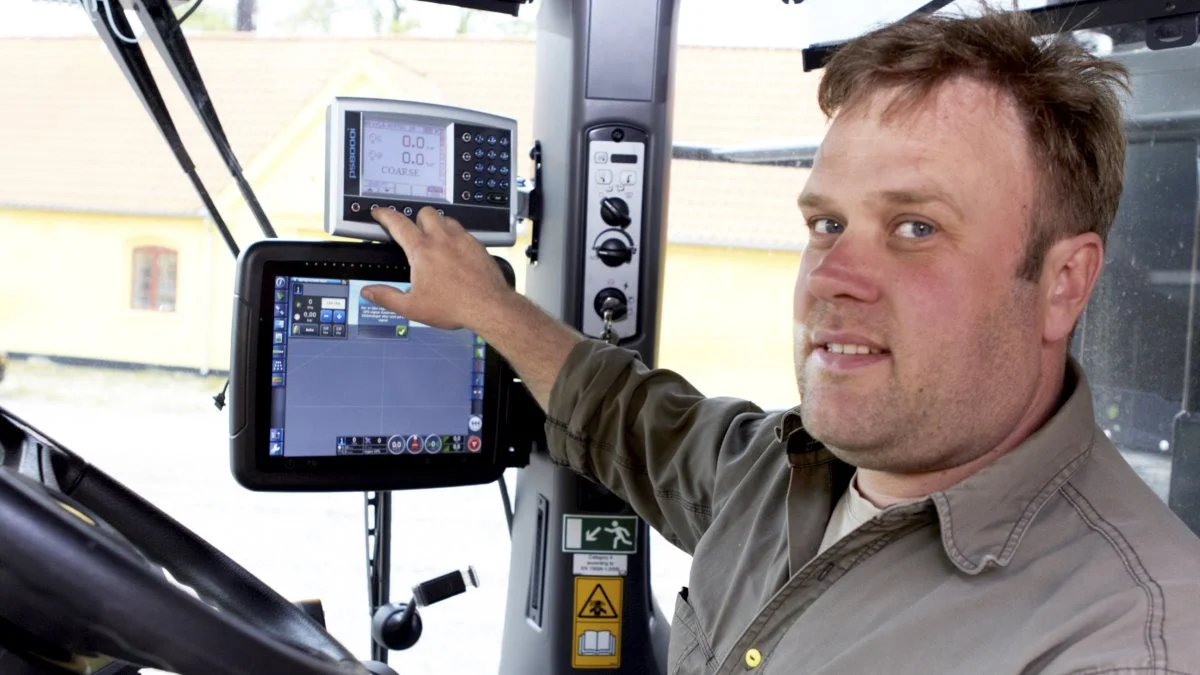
[467,436,481,453]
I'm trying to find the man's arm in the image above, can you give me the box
[359,206,580,409]
[362,207,774,552]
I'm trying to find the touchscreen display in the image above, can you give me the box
[359,112,448,202]
[267,275,484,458]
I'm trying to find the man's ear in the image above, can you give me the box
[1042,232,1104,344]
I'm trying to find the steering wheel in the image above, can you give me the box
[0,405,395,675]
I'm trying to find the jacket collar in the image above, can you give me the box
[776,357,1097,574]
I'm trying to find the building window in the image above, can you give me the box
[132,246,177,312]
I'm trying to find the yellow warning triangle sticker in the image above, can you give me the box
[577,583,619,619]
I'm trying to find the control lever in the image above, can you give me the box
[372,567,480,652]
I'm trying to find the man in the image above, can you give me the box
[362,7,1200,674]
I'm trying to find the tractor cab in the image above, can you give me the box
[1,0,1199,673]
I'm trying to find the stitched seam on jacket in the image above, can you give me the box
[1065,662,1185,667]
[544,417,714,518]
[998,439,1094,563]
[937,440,1092,573]
[1062,483,1168,671]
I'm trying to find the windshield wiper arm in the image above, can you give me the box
[81,0,240,258]
[133,0,278,241]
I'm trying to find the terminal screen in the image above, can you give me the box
[359,112,448,202]
[267,275,484,458]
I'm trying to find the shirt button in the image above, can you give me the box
[745,648,763,669]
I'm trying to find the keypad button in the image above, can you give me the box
[499,151,510,161]
[487,178,497,189]
[474,192,485,202]
[474,134,484,143]
[475,178,485,188]
[499,136,509,147]
[487,149,497,159]
[474,163,485,173]
[487,135,497,145]
[475,148,485,158]
[487,164,498,174]
[499,166,510,175]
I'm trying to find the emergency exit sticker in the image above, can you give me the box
[562,514,638,554]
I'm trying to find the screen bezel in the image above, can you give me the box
[231,240,515,492]
[324,96,519,247]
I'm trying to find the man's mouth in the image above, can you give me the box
[809,334,890,370]
[821,342,886,356]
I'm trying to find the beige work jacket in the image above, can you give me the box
[544,339,1200,674]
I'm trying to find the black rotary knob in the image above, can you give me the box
[600,197,631,227]
[596,237,632,267]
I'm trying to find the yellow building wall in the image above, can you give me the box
[0,209,230,372]
[0,208,802,411]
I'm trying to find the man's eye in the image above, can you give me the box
[811,218,844,235]
[896,221,936,238]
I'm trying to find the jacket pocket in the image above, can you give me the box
[668,588,717,675]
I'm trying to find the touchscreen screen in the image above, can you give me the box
[358,113,448,202]
[267,275,484,458]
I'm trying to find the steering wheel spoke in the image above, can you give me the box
[0,406,385,675]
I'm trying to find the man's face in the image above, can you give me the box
[794,78,1046,473]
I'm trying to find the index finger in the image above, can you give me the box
[372,206,423,250]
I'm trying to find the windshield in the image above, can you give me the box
[1,0,1197,672]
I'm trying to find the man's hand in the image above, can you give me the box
[362,206,585,411]
[361,206,512,332]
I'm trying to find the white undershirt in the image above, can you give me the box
[818,473,883,555]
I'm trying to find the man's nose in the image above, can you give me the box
[804,235,882,304]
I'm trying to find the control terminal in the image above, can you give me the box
[581,125,645,342]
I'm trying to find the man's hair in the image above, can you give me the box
[817,6,1131,281]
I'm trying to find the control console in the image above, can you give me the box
[581,125,646,341]
[325,97,519,246]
